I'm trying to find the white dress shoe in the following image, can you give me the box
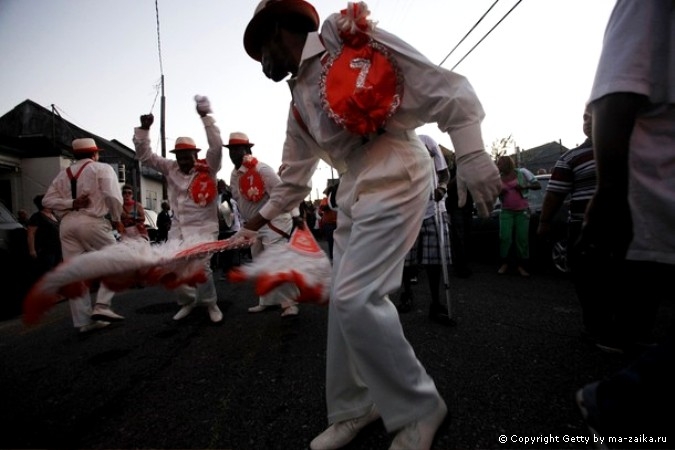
[91,304,125,322]
[281,305,299,317]
[79,320,110,334]
[207,304,223,323]
[173,303,195,321]
[247,305,268,313]
[389,399,447,450]
[310,405,380,450]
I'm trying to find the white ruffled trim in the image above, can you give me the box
[336,2,376,35]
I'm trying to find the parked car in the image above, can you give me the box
[468,174,570,273]
[0,202,31,319]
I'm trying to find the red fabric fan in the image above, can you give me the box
[23,238,242,326]
[229,225,331,305]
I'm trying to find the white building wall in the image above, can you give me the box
[20,156,65,213]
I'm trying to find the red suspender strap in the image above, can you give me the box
[66,160,93,200]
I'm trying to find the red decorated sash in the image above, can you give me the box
[188,159,217,206]
[320,2,403,136]
[238,155,266,203]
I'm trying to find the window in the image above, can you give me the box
[145,190,158,211]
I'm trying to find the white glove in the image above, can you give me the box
[456,150,501,218]
[194,95,212,116]
[228,228,258,248]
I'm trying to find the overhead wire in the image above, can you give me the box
[438,0,501,67]
[51,104,78,140]
[448,0,525,72]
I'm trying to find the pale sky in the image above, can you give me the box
[0,0,615,200]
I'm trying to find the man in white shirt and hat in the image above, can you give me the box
[226,131,299,317]
[43,137,125,333]
[232,1,501,449]
[133,96,224,323]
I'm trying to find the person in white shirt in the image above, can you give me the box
[227,132,300,317]
[43,137,125,333]
[233,2,501,449]
[575,0,675,439]
[133,96,224,323]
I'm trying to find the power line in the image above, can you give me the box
[438,0,501,67]
[450,0,525,72]
[51,104,78,140]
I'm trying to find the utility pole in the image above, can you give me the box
[160,74,168,200]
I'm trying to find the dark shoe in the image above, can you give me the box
[429,304,455,326]
[396,292,414,314]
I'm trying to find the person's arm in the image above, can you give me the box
[100,165,123,223]
[196,96,223,174]
[537,191,566,237]
[255,107,321,228]
[363,25,499,216]
[133,114,174,174]
[43,175,78,213]
[135,203,146,224]
[27,225,38,258]
[435,168,450,202]
[591,93,646,195]
[519,168,541,191]
[579,92,647,258]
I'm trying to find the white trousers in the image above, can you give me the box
[326,131,443,432]
[176,230,219,307]
[60,213,117,328]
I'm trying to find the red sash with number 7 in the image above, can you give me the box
[238,156,265,203]
[320,3,403,136]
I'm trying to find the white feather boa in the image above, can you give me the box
[23,237,241,325]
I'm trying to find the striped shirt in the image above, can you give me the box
[546,138,596,222]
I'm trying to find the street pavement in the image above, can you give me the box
[0,249,672,450]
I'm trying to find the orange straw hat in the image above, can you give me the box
[244,0,320,62]
[170,137,201,153]
[224,132,254,148]
[72,138,102,153]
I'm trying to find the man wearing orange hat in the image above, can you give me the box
[43,137,125,333]
[234,1,502,449]
[226,131,299,317]
[233,0,501,450]
[133,96,224,323]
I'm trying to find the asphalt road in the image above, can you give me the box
[0,253,672,450]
